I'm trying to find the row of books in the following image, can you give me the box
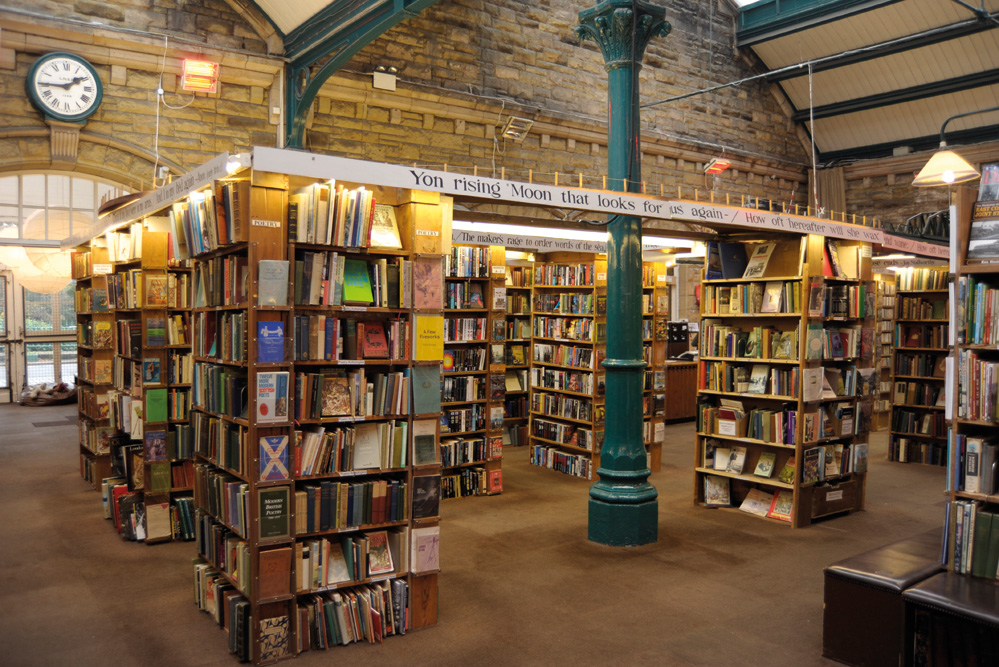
[898,295,946,320]
[699,323,799,360]
[531,418,598,451]
[192,411,246,476]
[194,464,251,538]
[192,562,254,661]
[194,512,253,595]
[296,420,409,477]
[894,323,949,349]
[295,369,410,421]
[531,392,595,423]
[444,316,488,342]
[296,252,410,308]
[956,350,999,423]
[444,245,491,277]
[442,347,486,373]
[530,445,593,479]
[533,292,599,315]
[441,466,496,499]
[441,374,486,403]
[530,367,598,395]
[192,254,249,308]
[441,405,486,434]
[531,315,599,342]
[895,266,948,290]
[299,579,408,650]
[890,437,947,466]
[944,501,999,579]
[444,281,487,309]
[703,478,794,523]
[950,434,998,495]
[893,380,944,407]
[289,182,395,249]
[801,441,868,483]
[532,342,597,369]
[702,280,799,315]
[533,262,597,286]
[892,409,947,437]
[439,436,492,467]
[296,531,410,591]
[957,275,999,344]
[292,316,409,362]
[700,361,799,397]
[297,479,409,533]
[895,351,946,377]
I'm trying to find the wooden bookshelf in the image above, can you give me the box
[873,273,896,431]
[74,221,196,544]
[888,267,950,465]
[440,244,504,498]
[642,262,669,460]
[946,183,999,575]
[694,235,873,527]
[502,261,532,448]
[79,151,445,663]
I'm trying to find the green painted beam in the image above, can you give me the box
[284,0,442,148]
[737,0,901,46]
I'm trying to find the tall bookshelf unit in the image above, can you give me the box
[642,262,669,458]
[440,244,504,499]
[528,253,608,479]
[695,235,872,527]
[74,242,114,489]
[502,262,532,448]
[948,183,999,575]
[873,273,896,431]
[889,266,950,465]
[77,150,446,664]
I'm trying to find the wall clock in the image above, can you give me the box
[26,52,103,123]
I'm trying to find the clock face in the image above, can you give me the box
[27,53,103,122]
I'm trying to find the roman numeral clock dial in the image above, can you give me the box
[27,52,103,123]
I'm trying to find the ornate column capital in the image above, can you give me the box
[576,0,671,70]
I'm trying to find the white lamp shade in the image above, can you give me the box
[913,149,981,187]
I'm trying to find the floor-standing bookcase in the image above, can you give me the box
[528,253,608,479]
[74,242,114,488]
[643,262,669,460]
[80,151,447,664]
[440,244,504,498]
[873,273,896,431]
[502,262,532,448]
[946,182,999,577]
[889,266,950,465]
[695,235,872,527]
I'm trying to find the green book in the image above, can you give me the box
[971,510,995,578]
[145,388,168,424]
[985,511,999,580]
[342,259,374,304]
[258,486,290,540]
[148,462,171,493]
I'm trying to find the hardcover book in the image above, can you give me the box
[742,242,775,279]
[411,526,441,573]
[321,375,352,417]
[369,203,403,249]
[488,469,503,493]
[739,488,774,517]
[411,474,441,519]
[413,257,443,309]
[258,488,291,540]
[367,530,395,576]
[703,475,731,506]
[413,314,444,361]
[767,488,794,522]
[412,418,439,466]
[259,435,290,481]
[145,275,168,307]
[342,259,375,305]
[144,429,167,462]
[257,371,289,423]
[361,321,390,358]
[258,260,289,307]
[776,455,796,484]
[717,242,748,279]
[142,358,161,384]
[257,321,285,363]
[754,451,776,477]
[411,365,442,414]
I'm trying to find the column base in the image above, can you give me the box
[588,497,658,546]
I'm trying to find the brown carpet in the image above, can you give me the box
[0,402,946,666]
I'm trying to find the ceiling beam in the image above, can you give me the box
[737,0,902,47]
[818,124,999,164]
[767,14,998,82]
[792,69,999,122]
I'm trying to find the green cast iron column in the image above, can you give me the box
[577,0,670,546]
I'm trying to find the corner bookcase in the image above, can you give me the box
[873,273,896,431]
[695,234,873,527]
[888,266,950,465]
[502,261,532,448]
[76,149,444,664]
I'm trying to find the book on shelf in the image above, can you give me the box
[724,446,748,474]
[142,358,161,384]
[361,321,390,359]
[767,489,794,522]
[412,419,439,467]
[367,530,395,576]
[257,321,285,363]
[413,315,444,361]
[703,475,731,506]
[369,203,402,249]
[258,486,291,540]
[411,475,441,520]
[776,456,796,484]
[320,374,352,417]
[742,242,776,279]
[853,442,869,474]
[257,371,290,423]
[807,282,825,317]
[411,365,441,414]
[259,435,290,481]
[258,546,292,598]
[258,260,289,307]
[488,469,503,493]
[146,275,168,307]
[413,257,443,309]
[747,365,769,394]
[754,451,776,477]
[705,241,723,280]
[802,446,824,484]
[739,488,774,517]
[718,242,748,279]
[342,259,375,305]
[492,287,507,311]
[760,281,784,313]
[411,526,441,574]
[468,283,484,308]
[144,429,167,462]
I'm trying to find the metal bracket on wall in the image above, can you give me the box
[284,0,444,148]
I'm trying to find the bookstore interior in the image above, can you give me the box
[0,143,983,663]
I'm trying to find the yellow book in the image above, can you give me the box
[413,314,444,361]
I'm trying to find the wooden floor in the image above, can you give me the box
[0,401,947,666]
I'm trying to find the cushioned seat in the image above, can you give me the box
[823,528,944,666]
[902,572,999,666]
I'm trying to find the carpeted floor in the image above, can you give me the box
[0,402,947,666]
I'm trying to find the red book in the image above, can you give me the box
[361,321,390,358]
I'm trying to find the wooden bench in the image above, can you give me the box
[823,528,944,666]
[902,572,999,666]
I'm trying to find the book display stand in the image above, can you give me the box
[695,235,873,527]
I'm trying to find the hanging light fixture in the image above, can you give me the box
[913,106,999,187]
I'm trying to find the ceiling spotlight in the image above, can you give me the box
[501,116,534,142]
